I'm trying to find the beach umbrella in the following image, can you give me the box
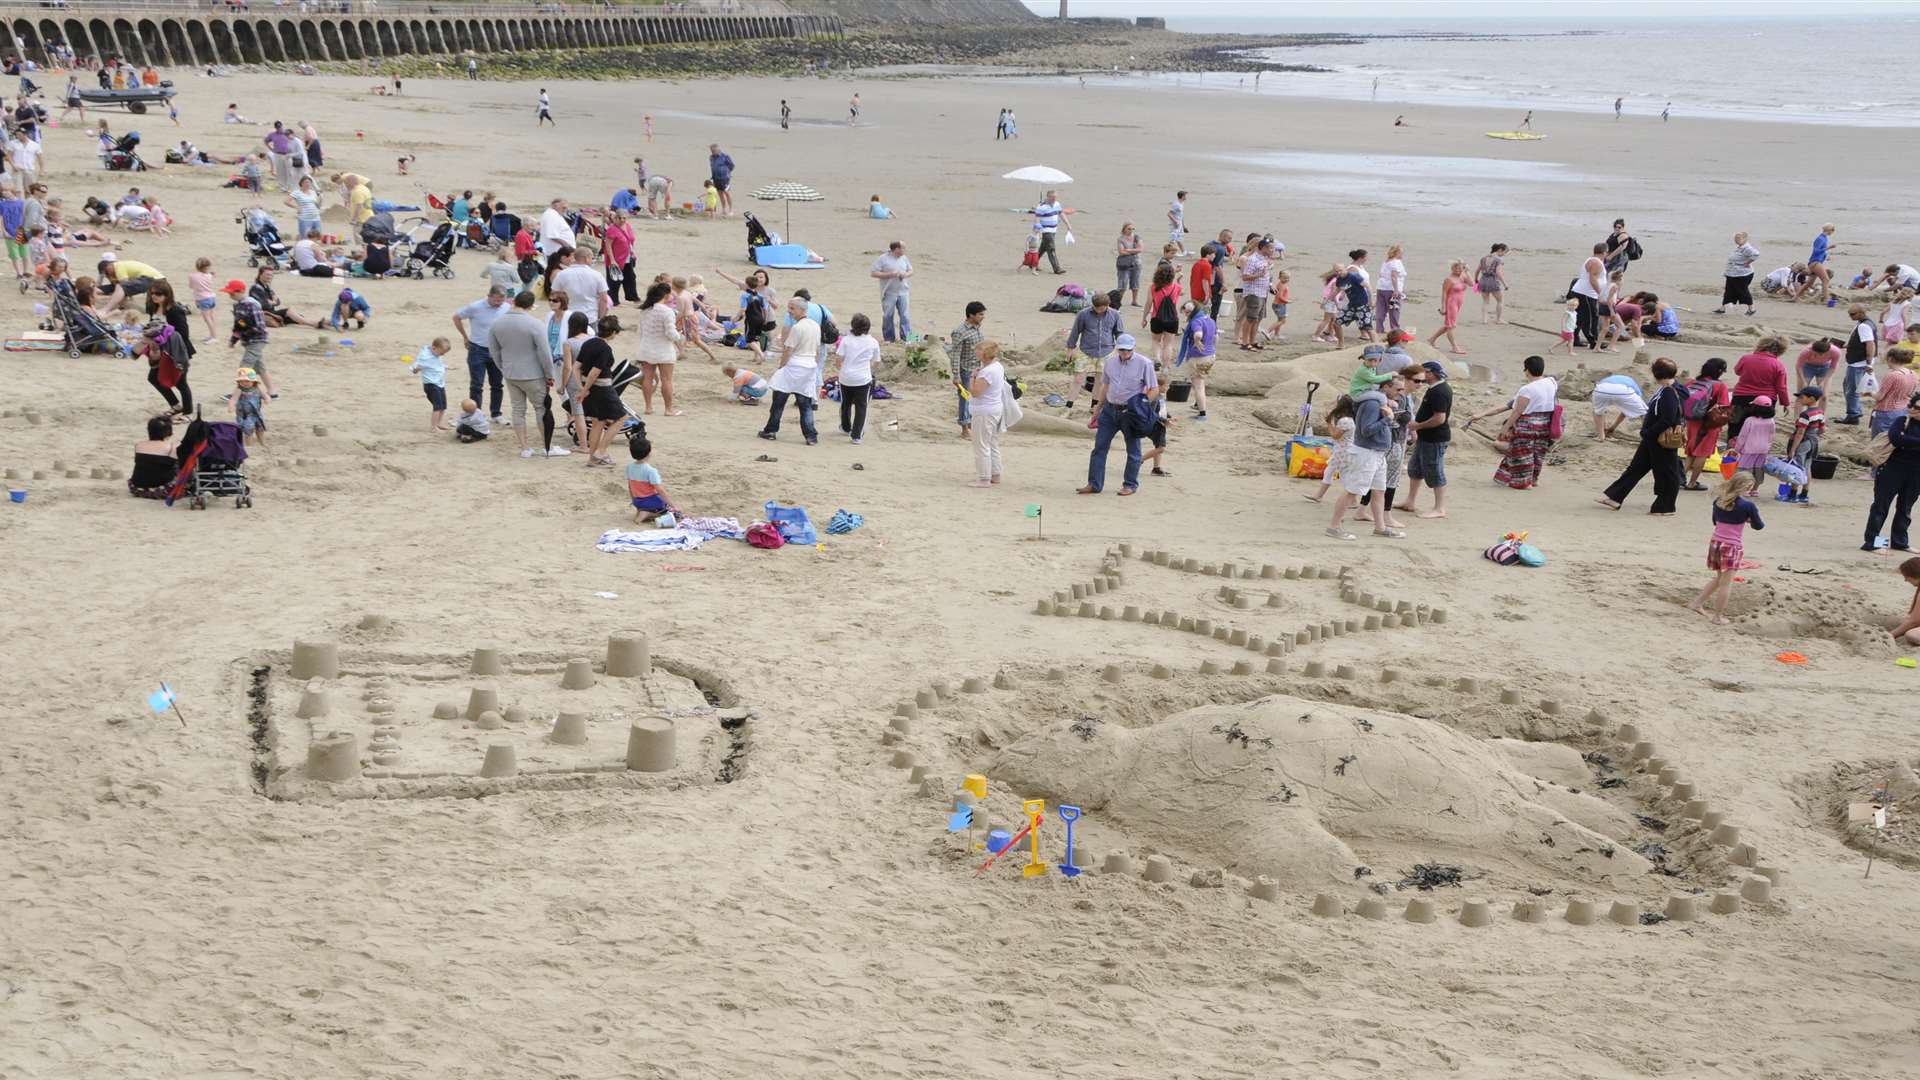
[540,389,556,459]
[749,181,823,239]
[1001,165,1073,185]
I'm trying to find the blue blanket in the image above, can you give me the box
[752,243,823,270]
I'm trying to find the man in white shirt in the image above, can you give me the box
[537,198,575,258]
[551,247,610,320]
[870,240,913,343]
[1167,190,1187,255]
[759,297,820,444]
[5,136,40,191]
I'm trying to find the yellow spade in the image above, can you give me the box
[1021,798,1050,877]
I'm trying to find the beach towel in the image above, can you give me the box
[678,516,745,540]
[595,528,705,554]
[751,243,824,270]
[827,509,865,535]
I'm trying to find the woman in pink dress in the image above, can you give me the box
[1426,260,1470,356]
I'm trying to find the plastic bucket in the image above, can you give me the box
[7,488,23,504]
[1166,380,1192,403]
[1811,454,1838,480]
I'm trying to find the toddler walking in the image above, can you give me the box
[232,367,267,446]
[411,337,451,431]
[1019,233,1041,274]
[1551,298,1578,355]
[188,257,219,341]
[1690,473,1764,625]
[1783,387,1823,504]
[1304,395,1357,503]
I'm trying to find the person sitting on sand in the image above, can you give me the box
[1891,557,1920,645]
[868,194,894,220]
[249,266,318,328]
[129,414,178,499]
[723,364,768,404]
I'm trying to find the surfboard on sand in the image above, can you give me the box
[1484,131,1547,140]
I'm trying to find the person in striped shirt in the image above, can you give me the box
[1026,190,1073,275]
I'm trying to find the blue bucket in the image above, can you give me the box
[7,488,24,504]
[986,829,1012,854]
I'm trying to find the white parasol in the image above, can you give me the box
[1001,166,1074,185]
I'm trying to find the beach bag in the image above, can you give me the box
[1001,378,1025,430]
[1657,425,1686,449]
[764,501,818,546]
[1288,444,1330,479]
[1547,404,1565,441]
[1683,379,1717,420]
[1626,236,1644,261]
[1867,430,1895,467]
[817,309,839,346]
[1485,538,1523,565]
[745,522,785,549]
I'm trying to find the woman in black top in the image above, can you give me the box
[143,279,195,415]
[129,415,178,499]
[1597,357,1686,515]
[1864,394,1920,552]
[571,315,626,468]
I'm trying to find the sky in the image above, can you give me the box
[1020,0,1910,17]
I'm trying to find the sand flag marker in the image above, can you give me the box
[1057,804,1084,877]
[147,682,187,728]
[1024,503,1043,538]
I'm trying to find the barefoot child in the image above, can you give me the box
[626,436,681,524]
[410,337,451,432]
[1783,387,1823,504]
[188,257,219,341]
[701,179,719,219]
[1551,298,1578,355]
[1146,395,1175,477]
[1263,270,1290,342]
[454,398,490,442]
[1691,473,1763,624]
[722,364,768,404]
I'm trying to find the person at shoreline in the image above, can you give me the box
[780,99,791,130]
[536,89,554,127]
[1470,354,1558,490]
[1476,243,1508,324]
[1716,231,1760,316]
[1596,358,1684,514]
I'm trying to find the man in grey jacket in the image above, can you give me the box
[1063,292,1124,415]
[487,290,569,458]
[1327,376,1402,541]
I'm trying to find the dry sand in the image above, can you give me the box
[4,69,1920,1079]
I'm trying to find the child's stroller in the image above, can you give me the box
[565,357,646,448]
[49,278,129,357]
[241,207,291,269]
[167,413,252,510]
[743,211,772,260]
[359,211,398,246]
[403,221,458,280]
[103,131,146,172]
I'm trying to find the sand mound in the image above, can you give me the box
[989,696,1648,891]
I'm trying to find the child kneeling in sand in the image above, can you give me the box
[626,436,682,525]
[454,399,490,442]
[723,364,768,404]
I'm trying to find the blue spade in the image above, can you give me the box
[1057,804,1084,877]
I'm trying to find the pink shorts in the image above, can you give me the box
[1559,332,1575,342]
[1707,538,1743,572]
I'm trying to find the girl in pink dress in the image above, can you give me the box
[1427,260,1471,356]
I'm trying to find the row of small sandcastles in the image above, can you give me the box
[285,633,680,783]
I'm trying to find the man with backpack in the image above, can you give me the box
[1603,218,1640,285]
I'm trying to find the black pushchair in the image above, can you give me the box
[104,131,146,172]
[49,278,128,357]
[403,221,457,280]
[564,358,646,448]
[743,211,772,260]
[241,207,291,269]
[168,414,252,510]
[359,211,397,246]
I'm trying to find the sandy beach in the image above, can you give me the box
[5,66,1920,1079]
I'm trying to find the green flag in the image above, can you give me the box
[1023,504,1042,518]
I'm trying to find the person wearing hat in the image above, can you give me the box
[1348,343,1396,397]
[1400,360,1453,518]
[222,278,277,400]
[1078,333,1159,497]
[231,366,267,446]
